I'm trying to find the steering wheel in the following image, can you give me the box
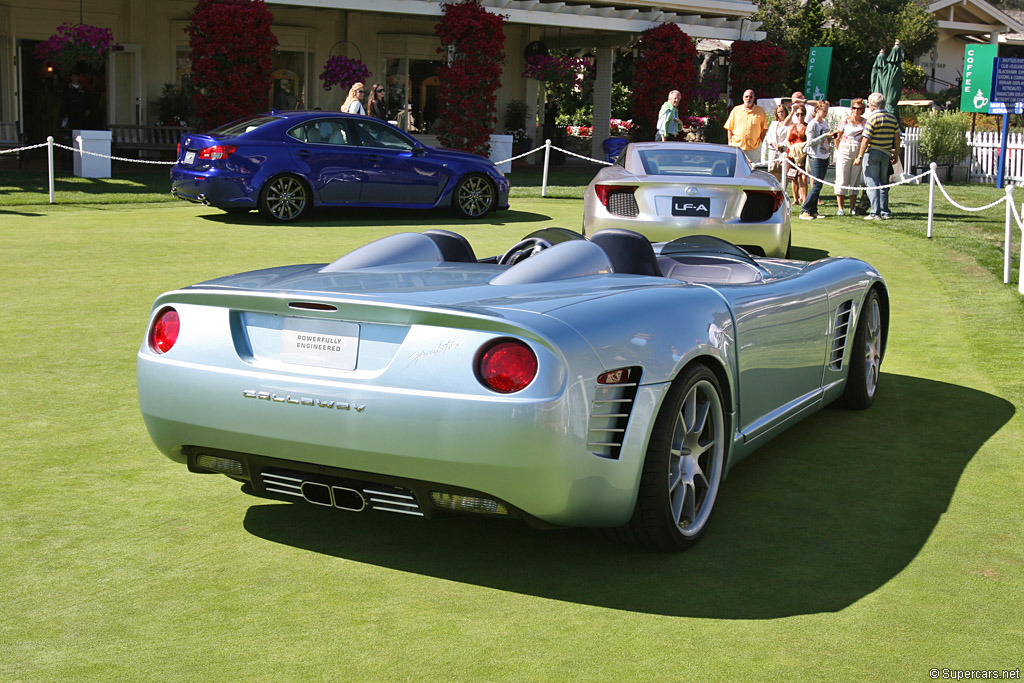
[498,237,553,266]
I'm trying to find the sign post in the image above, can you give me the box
[804,47,833,102]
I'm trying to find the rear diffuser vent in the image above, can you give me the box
[607,190,639,217]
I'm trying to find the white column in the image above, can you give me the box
[592,47,615,160]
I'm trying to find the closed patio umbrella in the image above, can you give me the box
[871,41,904,124]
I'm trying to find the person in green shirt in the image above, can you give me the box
[656,90,682,141]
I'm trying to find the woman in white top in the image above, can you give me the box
[833,97,867,215]
[765,103,790,185]
[341,82,367,116]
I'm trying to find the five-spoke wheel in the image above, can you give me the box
[453,174,495,218]
[259,174,309,222]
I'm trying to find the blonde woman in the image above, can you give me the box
[341,82,366,115]
[833,98,867,215]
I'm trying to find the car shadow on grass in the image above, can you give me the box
[242,373,1013,618]
[196,206,558,228]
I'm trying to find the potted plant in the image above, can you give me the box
[916,110,970,181]
[319,55,371,93]
[33,22,120,74]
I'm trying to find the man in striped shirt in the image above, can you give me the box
[854,92,901,219]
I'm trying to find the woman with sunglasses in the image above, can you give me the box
[367,83,388,120]
[786,107,808,206]
[341,82,367,116]
[833,98,867,215]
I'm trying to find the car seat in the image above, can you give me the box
[423,229,477,263]
[589,228,662,277]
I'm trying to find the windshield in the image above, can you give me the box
[639,149,737,178]
[207,115,282,138]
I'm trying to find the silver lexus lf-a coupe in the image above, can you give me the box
[137,228,887,550]
[583,142,792,258]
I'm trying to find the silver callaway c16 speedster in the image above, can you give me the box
[138,228,888,550]
[583,142,792,258]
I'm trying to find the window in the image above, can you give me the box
[287,119,350,145]
[351,119,414,151]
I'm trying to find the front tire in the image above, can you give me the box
[258,174,310,223]
[842,288,884,409]
[452,174,495,218]
[617,364,727,550]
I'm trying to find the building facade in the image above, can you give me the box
[1,0,763,153]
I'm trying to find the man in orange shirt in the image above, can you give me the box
[724,89,768,163]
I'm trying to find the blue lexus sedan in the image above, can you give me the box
[170,111,510,222]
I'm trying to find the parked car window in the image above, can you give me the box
[210,115,281,137]
[350,119,414,151]
[287,120,350,145]
[639,150,736,178]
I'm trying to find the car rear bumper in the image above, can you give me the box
[171,167,257,209]
[138,350,665,528]
[586,216,790,257]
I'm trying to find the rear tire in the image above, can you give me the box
[842,288,884,409]
[616,363,727,550]
[452,173,495,218]
[258,174,310,223]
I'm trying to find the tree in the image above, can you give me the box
[729,41,787,99]
[433,0,506,157]
[186,0,278,128]
[752,0,937,97]
[630,24,698,140]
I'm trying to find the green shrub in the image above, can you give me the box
[918,110,971,165]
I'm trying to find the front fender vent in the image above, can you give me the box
[830,300,854,370]
[587,367,642,459]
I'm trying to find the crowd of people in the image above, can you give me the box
[657,86,904,220]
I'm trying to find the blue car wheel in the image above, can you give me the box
[259,174,310,223]
[453,174,495,218]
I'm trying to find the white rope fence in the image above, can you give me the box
[6,135,1021,292]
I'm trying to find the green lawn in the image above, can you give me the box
[1,179,1022,679]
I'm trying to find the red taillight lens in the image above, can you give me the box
[198,145,237,160]
[149,307,180,354]
[477,340,538,394]
[745,189,785,213]
[594,184,637,207]
[176,142,181,157]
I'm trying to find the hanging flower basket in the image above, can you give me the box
[522,55,590,82]
[33,22,120,74]
[319,55,371,91]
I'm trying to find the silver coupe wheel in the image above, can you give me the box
[453,174,495,218]
[259,174,309,222]
[667,377,725,538]
[616,364,726,550]
[842,288,885,409]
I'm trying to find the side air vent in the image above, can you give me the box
[830,300,854,369]
[586,367,642,459]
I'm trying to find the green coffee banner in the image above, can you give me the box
[961,44,997,113]
[804,47,833,101]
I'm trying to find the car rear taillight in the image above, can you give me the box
[176,142,181,157]
[476,340,538,394]
[198,145,237,160]
[149,307,180,354]
[744,189,784,213]
[594,184,637,206]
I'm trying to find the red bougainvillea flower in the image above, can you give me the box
[630,24,698,139]
[33,23,120,74]
[434,0,506,157]
[728,41,787,99]
[319,55,371,92]
[186,0,279,129]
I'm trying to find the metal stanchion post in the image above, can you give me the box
[927,162,936,238]
[47,136,55,204]
[1004,184,1014,285]
[542,139,551,198]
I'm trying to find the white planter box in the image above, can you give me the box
[73,130,111,178]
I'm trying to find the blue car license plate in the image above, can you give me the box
[671,197,710,216]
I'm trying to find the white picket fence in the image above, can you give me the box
[902,127,1024,186]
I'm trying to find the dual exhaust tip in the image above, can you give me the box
[300,481,366,512]
[169,187,210,206]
